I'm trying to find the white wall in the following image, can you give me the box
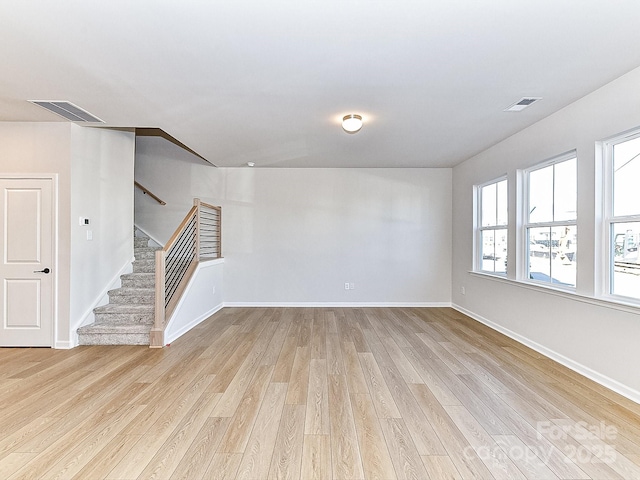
[70,126,135,339]
[165,259,224,344]
[0,123,135,348]
[452,66,640,399]
[135,137,452,305]
[0,122,72,347]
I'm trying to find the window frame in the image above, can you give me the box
[521,151,577,290]
[602,129,640,304]
[475,176,508,276]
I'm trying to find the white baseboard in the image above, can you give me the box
[165,303,224,345]
[54,340,74,349]
[68,257,134,348]
[452,303,640,406]
[222,302,451,308]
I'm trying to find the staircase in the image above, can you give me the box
[77,233,158,346]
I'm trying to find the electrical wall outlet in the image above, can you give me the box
[461,286,466,295]
[344,283,350,290]
[349,283,355,290]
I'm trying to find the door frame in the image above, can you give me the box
[1,173,58,348]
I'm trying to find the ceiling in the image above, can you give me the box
[2,1,640,168]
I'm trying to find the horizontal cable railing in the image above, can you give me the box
[165,214,197,308]
[198,202,222,259]
[150,198,222,347]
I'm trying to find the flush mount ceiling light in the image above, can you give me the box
[342,114,363,134]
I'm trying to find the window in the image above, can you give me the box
[605,132,640,300]
[477,178,507,274]
[524,153,577,287]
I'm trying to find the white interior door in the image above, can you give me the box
[0,177,54,347]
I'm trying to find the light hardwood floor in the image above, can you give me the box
[1,307,640,479]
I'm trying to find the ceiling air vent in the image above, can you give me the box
[504,97,542,112]
[29,101,104,123]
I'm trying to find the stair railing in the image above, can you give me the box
[150,198,222,347]
[134,181,167,205]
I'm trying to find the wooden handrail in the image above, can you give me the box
[150,198,222,348]
[199,200,220,211]
[134,181,166,205]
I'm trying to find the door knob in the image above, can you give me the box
[34,268,50,274]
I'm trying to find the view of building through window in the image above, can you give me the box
[611,135,640,299]
[526,156,577,287]
[479,179,507,273]
[474,135,639,305]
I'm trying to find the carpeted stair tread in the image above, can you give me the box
[134,248,160,260]
[109,287,154,294]
[132,259,155,273]
[108,287,155,305]
[79,322,152,334]
[121,272,155,279]
[108,287,155,297]
[93,303,154,314]
[120,273,155,288]
[77,324,151,346]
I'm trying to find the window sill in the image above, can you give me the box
[468,270,640,315]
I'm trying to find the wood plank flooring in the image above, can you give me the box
[1,307,640,479]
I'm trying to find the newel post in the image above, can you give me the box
[217,207,222,258]
[150,249,166,348]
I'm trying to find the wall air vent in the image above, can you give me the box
[29,101,104,123]
[504,97,542,112]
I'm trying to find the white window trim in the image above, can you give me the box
[520,150,577,290]
[475,176,508,276]
[601,129,640,305]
